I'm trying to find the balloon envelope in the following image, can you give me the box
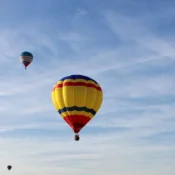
[7,165,12,170]
[19,51,33,69]
[51,74,103,133]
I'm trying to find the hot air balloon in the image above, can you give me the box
[51,74,103,141]
[7,165,12,171]
[19,51,33,69]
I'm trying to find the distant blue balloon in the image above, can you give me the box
[19,51,33,69]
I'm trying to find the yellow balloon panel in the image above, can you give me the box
[51,92,58,110]
[93,90,103,112]
[85,87,97,109]
[74,86,87,107]
[54,88,62,108]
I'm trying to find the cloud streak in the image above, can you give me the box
[0,1,174,175]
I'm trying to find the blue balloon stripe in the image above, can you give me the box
[60,75,98,84]
[58,106,96,115]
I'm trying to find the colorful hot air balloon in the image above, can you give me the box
[7,165,12,171]
[19,51,33,69]
[51,74,103,141]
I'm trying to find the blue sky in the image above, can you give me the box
[0,0,174,174]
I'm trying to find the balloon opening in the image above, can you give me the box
[74,134,80,141]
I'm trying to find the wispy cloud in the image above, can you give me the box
[0,0,174,175]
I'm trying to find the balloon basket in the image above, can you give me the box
[74,134,80,141]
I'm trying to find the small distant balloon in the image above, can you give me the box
[7,165,12,171]
[19,51,33,69]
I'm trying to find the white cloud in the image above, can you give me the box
[105,10,175,58]
[0,5,174,175]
